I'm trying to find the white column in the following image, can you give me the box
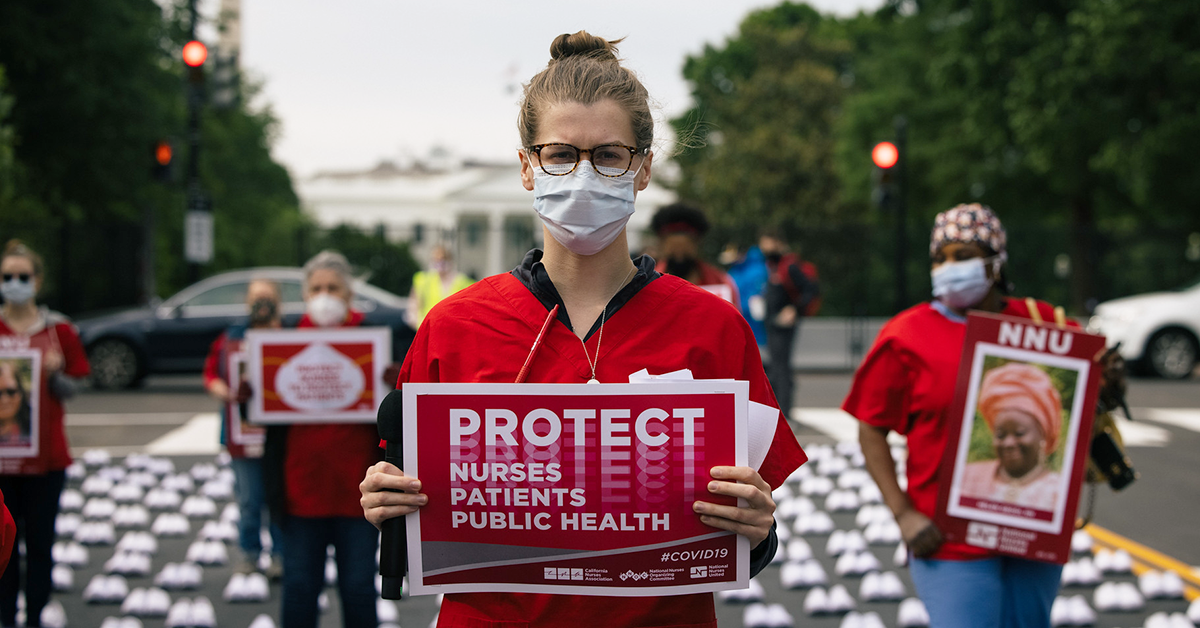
[488,211,505,277]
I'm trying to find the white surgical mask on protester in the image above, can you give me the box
[531,160,641,256]
[0,279,35,306]
[931,257,995,309]
[306,293,347,327]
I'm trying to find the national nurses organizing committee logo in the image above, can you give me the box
[966,522,1000,549]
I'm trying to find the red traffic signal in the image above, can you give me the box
[872,141,899,169]
[154,141,173,166]
[182,40,208,67]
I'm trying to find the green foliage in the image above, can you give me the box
[677,0,1200,314]
[316,225,420,297]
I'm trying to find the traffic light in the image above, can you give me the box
[182,41,207,67]
[871,141,900,209]
[152,140,173,182]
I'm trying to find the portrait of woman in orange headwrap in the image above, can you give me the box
[960,362,1065,511]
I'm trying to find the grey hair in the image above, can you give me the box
[302,250,354,295]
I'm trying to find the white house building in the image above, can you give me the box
[296,156,677,279]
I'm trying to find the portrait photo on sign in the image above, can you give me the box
[946,344,1088,534]
[0,349,41,457]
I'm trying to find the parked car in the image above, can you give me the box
[1087,278,1200,379]
[76,267,417,389]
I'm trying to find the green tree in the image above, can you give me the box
[671,2,854,242]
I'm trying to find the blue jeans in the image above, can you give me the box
[230,457,283,558]
[281,516,378,628]
[909,556,1063,628]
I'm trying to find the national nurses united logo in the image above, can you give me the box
[690,566,708,579]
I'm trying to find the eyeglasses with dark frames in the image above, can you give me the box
[526,143,647,177]
[1,274,31,283]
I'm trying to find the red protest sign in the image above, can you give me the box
[935,312,1106,563]
[402,381,750,596]
[245,328,390,424]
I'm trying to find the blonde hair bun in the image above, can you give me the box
[549,31,621,63]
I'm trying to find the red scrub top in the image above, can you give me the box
[400,272,807,628]
[284,310,383,518]
[842,297,1075,561]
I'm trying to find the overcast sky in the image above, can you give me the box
[234,1,883,178]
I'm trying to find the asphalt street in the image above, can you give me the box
[51,371,1199,628]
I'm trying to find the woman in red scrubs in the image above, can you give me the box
[843,204,1075,628]
[359,31,806,628]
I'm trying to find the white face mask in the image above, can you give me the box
[531,160,640,256]
[0,279,35,306]
[931,257,995,309]
[306,293,348,327]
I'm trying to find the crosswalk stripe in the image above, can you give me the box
[67,413,198,426]
[1138,408,1200,434]
[143,413,222,455]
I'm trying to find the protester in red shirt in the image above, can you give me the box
[843,204,1084,627]
[651,203,741,310]
[0,240,90,627]
[202,279,285,577]
[263,251,382,628]
[359,32,806,628]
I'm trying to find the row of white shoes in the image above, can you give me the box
[181,495,220,518]
[785,539,813,562]
[1093,581,1146,612]
[164,596,217,628]
[744,602,796,628]
[38,600,67,628]
[780,560,828,589]
[99,617,144,628]
[793,512,836,535]
[836,469,873,490]
[110,483,147,503]
[223,572,270,603]
[798,477,835,497]
[113,505,152,528]
[896,598,932,627]
[73,520,116,545]
[83,574,130,603]
[1140,570,1187,599]
[718,578,765,603]
[120,587,173,616]
[185,539,229,565]
[52,540,90,566]
[834,550,881,576]
[198,519,239,542]
[863,520,903,545]
[104,550,153,577]
[838,611,887,628]
[826,489,862,513]
[200,479,235,500]
[144,488,185,510]
[1071,530,1094,554]
[776,496,816,520]
[116,531,159,554]
[52,564,74,592]
[1092,548,1134,573]
[859,571,907,601]
[155,562,205,590]
[1143,612,1197,628]
[826,530,868,556]
[1050,594,1097,626]
[151,513,191,537]
[804,584,857,614]
[1060,558,1104,586]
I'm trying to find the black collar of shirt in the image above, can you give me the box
[511,249,661,341]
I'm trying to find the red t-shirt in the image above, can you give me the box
[0,312,90,475]
[402,272,807,628]
[284,310,383,518]
[842,298,1075,561]
[653,260,742,312]
[0,489,13,575]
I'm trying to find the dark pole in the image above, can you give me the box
[893,115,908,313]
[186,0,202,284]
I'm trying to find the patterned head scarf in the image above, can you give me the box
[930,203,1007,259]
[978,362,1062,455]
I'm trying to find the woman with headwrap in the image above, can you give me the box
[842,204,1106,628]
[961,363,1063,511]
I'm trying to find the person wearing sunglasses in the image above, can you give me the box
[0,362,31,444]
[0,239,90,628]
[359,32,806,628]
